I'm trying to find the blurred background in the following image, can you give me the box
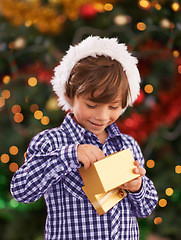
[0,0,181,239]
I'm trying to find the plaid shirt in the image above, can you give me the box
[11,113,158,240]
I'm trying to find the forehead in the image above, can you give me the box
[83,88,122,103]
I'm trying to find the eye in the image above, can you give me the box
[109,106,118,110]
[86,104,97,108]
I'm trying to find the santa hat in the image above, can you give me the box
[51,36,141,113]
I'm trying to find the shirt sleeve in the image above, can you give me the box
[10,130,80,203]
[127,137,158,218]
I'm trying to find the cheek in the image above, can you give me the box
[111,110,121,121]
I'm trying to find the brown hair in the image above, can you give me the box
[65,55,131,108]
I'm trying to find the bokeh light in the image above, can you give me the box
[11,104,21,114]
[28,77,37,87]
[1,154,10,163]
[159,198,167,207]
[9,146,18,155]
[146,159,155,168]
[9,162,18,172]
[144,84,153,93]
[1,90,10,99]
[165,188,174,196]
[14,113,24,123]
[154,217,162,225]
[41,116,50,125]
[34,110,43,119]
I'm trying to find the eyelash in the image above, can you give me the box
[86,104,96,108]
[86,104,118,110]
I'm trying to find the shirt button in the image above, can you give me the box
[70,161,77,169]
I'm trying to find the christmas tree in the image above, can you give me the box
[0,0,181,239]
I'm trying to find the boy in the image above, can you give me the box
[11,36,158,239]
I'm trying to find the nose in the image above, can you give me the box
[95,106,109,121]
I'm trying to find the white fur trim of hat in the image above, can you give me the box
[51,36,141,113]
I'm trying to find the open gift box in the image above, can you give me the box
[82,186,127,215]
[79,148,140,215]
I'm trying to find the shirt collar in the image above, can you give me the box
[61,113,122,142]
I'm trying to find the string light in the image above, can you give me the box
[1,90,10,99]
[9,146,18,155]
[3,75,10,84]
[146,159,155,168]
[41,116,50,125]
[104,3,113,11]
[138,0,151,10]
[173,50,179,58]
[34,110,43,120]
[11,104,21,114]
[175,165,181,174]
[9,162,18,172]
[144,84,153,93]
[154,3,162,10]
[0,97,5,108]
[159,198,167,207]
[171,2,180,12]
[14,112,24,123]
[1,154,10,163]
[165,187,174,196]
[30,104,39,113]
[137,22,146,31]
[28,77,37,87]
[154,217,162,225]
[9,199,19,208]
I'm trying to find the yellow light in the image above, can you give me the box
[30,104,39,113]
[173,50,179,58]
[137,22,146,31]
[178,65,181,74]
[3,75,11,84]
[165,188,174,196]
[155,3,162,10]
[9,162,18,172]
[12,105,21,114]
[93,3,104,12]
[25,20,33,27]
[14,113,24,123]
[104,3,113,11]
[139,0,151,9]
[9,146,18,155]
[28,77,37,87]
[1,90,10,99]
[41,116,50,125]
[146,159,155,168]
[159,198,167,207]
[175,165,181,174]
[34,110,43,120]
[1,154,10,163]
[154,217,162,225]
[144,84,153,93]
[171,2,180,12]
[0,97,5,108]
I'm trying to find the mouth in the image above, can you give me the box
[88,120,105,127]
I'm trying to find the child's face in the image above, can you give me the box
[68,90,122,141]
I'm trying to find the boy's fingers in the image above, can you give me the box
[133,167,146,176]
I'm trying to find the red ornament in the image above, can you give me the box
[79,4,97,20]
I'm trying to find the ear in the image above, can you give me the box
[64,93,72,105]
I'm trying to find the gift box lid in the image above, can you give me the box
[79,148,140,195]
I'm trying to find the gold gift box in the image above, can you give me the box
[79,148,140,196]
[82,186,127,215]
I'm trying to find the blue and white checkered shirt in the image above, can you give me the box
[11,113,158,240]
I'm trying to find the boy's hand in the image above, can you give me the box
[77,144,105,170]
[119,160,146,192]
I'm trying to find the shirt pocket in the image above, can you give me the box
[63,170,87,200]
